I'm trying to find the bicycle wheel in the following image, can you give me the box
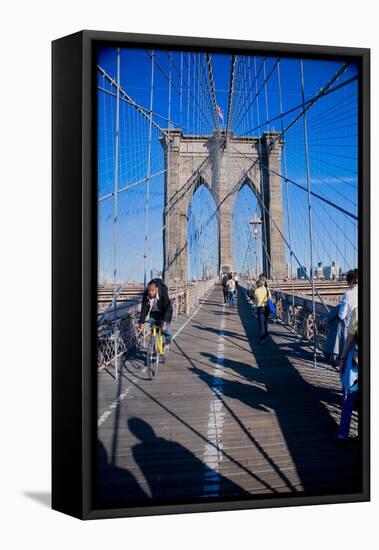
[147,334,159,380]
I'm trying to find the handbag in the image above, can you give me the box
[266,288,276,316]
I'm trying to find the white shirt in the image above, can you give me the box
[148,291,160,313]
[338,285,358,324]
[226,279,236,291]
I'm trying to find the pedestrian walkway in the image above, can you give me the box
[97,285,361,507]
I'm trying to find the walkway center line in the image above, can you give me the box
[97,284,215,427]
[203,302,226,497]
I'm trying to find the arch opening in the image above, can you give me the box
[233,183,264,280]
[187,183,219,281]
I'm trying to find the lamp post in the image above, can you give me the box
[249,214,263,281]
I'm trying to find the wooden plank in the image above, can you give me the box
[97,286,361,506]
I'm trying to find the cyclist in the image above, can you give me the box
[137,279,173,359]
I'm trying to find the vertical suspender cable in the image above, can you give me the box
[143,50,155,288]
[165,53,172,283]
[168,52,172,129]
[187,53,191,281]
[179,52,183,129]
[226,55,236,135]
[277,60,296,326]
[254,57,269,278]
[113,48,121,380]
[300,59,317,368]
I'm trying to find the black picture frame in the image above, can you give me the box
[52,30,370,520]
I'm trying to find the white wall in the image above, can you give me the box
[1,1,377,548]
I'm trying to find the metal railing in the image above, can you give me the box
[241,281,331,351]
[272,291,329,350]
[97,278,217,372]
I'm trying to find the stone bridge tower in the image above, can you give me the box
[160,129,286,282]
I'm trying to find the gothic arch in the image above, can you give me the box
[161,129,286,282]
[229,173,262,212]
[187,182,219,280]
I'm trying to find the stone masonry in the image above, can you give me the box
[160,129,286,282]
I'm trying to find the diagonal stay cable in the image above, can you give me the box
[239,72,356,138]
[97,64,169,137]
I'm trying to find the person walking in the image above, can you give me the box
[324,269,358,366]
[226,274,236,307]
[337,306,359,442]
[254,276,271,344]
[338,269,358,325]
[221,273,229,304]
[234,272,239,291]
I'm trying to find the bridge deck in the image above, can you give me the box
[97,286,361,508]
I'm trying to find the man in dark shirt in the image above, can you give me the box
[221,273,229,303]
[137,279,173,343]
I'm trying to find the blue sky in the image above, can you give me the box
[97,47,358,283]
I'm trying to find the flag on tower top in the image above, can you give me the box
[217,105,224,122]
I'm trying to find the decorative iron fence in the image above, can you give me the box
[241,281,331,351]
[97,278,217,371]
[272,291,330,350]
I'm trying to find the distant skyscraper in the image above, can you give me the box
[316,262,325,279]
[297,266,307,279]
[286,264,294,279]
[333,261,341,279]
[324,261,341,280]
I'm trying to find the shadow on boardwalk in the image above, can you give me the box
[191,289,362,496]
[128,418,251,501]
[96,439,148,507]
[96,418,251,507]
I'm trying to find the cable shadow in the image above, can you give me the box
[236,291,362,495]
[123,367,278,494]
[193,320,249,345]
[128,417,251,501]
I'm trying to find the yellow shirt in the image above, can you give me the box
[254,286,271,307]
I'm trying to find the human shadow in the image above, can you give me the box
[129,417,251,501]
[96,439,149,507]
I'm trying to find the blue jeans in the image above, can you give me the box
[222,287,228,303]
[149,312,171,343]
[229,290,234,307]
[338,389,357,439]
[257,305,269,340]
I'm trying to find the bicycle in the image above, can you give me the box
[145,321,169,380]
[135,323,147,358]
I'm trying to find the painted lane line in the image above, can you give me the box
[203,303,226,497]
[97,285,215,427]
[98,389,131,427]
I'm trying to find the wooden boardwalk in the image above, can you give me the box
[97,285,361,508]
